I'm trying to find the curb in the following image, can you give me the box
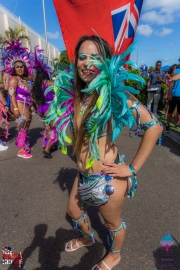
[162,129,180,146]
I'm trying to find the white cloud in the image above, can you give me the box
[155,27,173,37]
[47,31,60,39]
[137,24,153,37]
[143,0,180,13]
[141,11,174,25]
[163,58,171,62]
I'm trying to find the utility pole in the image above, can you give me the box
[42,0,49,64]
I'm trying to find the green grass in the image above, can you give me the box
[159,114,180,135]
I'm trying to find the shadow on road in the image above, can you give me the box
[153,236,180,270]
[54,167,77,194]
[29,127,44,147]
[7,224,105,269]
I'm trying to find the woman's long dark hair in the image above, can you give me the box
[73,35,112,156]
[11,61,28,77]
[168,64,177,75]
[32,67,49,106]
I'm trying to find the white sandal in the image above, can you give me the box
[65,238,93,252]
[91,260,118,270]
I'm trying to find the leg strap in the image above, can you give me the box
[47,126,57,147]
[15,129,27,150]
[72,211,95,243]
[107,220,126,254]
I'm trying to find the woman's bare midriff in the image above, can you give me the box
[77,134,118,174]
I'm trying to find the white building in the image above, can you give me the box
[0,4,60,67]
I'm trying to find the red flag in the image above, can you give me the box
[53,0,114,59]
[53,0,143,58]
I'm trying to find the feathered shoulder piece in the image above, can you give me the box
[80,41,145,168]
[43,66,74,154]
[44,41,145,169]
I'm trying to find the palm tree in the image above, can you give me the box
[5,26,30,43]
[0,34,6,48]
[52,51,69,71]
[59,50,69,65]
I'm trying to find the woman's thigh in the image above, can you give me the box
[17,101,31,120]
[98,177,128,229]
[67,174,87,219]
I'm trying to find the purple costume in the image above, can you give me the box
[37,81,54,116]
[36,80,56,149]
[16,77,32,107]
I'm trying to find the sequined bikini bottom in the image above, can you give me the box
[77,151,132,207]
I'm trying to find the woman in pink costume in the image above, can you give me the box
[8,60,33,158]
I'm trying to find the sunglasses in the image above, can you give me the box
[15,65,24,69]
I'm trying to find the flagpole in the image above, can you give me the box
[42,0,49,64]
[136,50,138,66]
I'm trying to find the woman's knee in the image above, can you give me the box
[66,203,80,219]
[66,201,86,220]
[105,219,122,230]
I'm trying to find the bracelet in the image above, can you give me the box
[128,164,138,198]
[14,108,19,111]
[129,164,137,176]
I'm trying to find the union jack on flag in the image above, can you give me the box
[53,0,144,59]
[111,0,144,54]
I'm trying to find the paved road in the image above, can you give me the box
[1,115,180,270]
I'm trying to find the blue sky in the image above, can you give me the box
[0,0,180,67]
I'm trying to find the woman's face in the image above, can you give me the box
[14,61,25,77]
[77,40,100,84]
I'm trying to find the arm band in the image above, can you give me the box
[8,87,15,96]
[129,101,162,138]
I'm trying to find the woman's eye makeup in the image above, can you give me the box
[78,52,101,61]
[91,52,101,60]
[78,53,87,61]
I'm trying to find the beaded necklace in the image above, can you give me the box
[16,76,30,92]
[79,95,90,117]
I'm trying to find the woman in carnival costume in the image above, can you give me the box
[45,36,163,270]
[32,47,57,158]
[1,40,35,158]
[8,60,34,158]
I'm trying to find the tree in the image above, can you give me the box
[52,50,69,71]
[59,50,69,65]
[149,66,155,71]
[0,34,6,48]
[4,26,30,43]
